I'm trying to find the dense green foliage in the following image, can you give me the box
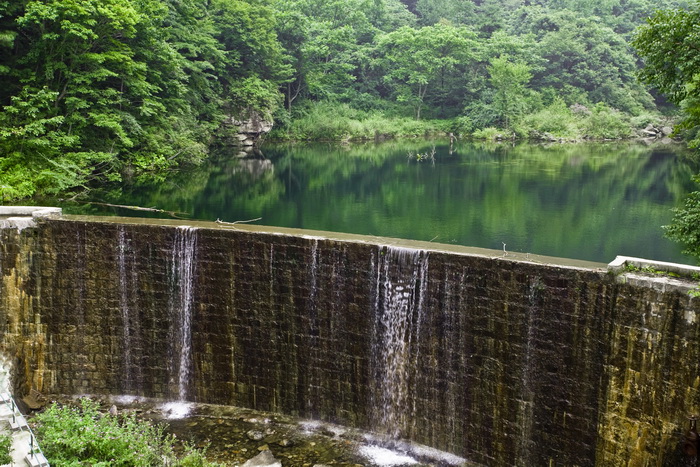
[633,2,700,146]
[0,433,10,464]
[34,398,219,466]
[633,2,700,263]
[665,176,700,261]
[0,0,287,200]
[0,0,691,199]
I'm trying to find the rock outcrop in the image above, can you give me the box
[639,123,675,141]
[224,110,273,150]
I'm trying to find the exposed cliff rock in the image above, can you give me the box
[224,110,274,152]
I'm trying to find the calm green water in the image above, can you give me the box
[51,140,699,264]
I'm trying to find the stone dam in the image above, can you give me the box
[1,208,700,466]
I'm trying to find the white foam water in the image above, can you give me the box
[360,434,468,467]
[159,401,193,419]
[299,420,347,437]
[110,395,140,405]
[406,444,467,465]
[358,445,418,466]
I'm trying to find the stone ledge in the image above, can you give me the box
[0,206,62,231]
[608,255,700,293]
[0,206,62,219]
[608,255,700,277]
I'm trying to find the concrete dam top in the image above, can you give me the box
[1,207,699,466]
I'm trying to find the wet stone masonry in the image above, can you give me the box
[1,215,699,466]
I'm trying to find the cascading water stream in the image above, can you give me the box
[117,227,134,392]
[309,239,319,312]
[169,227,198,401]
[516,277,541,466]
[0,353,10,395]
[117,226,145,393]
[371,246,429,439]
[307,239,320,413]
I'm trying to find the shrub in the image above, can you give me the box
[178,442,215,467]
[0,433,12,464]
[522,98,581,139]
[449,116,474,136]
[664,175,700,263]
[630,113,664,129]
[33,398,218,467]
[583,104,633,139]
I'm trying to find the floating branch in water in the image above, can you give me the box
[215,217,262,228]
[87,202,190,219]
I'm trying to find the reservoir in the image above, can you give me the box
[42,140,699,264]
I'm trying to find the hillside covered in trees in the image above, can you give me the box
[0,0,692,200]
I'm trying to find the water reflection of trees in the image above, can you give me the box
[263,141,697,262]
[55,140,698,263]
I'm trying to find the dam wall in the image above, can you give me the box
[1,213,699,465]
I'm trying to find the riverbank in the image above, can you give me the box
[268,101,677,144]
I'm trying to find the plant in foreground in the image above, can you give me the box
[33,398,219,466]
[0,433,12,464]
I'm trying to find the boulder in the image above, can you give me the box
[246,429,265,441]
[242,450,282,467]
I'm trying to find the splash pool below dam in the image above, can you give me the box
[1,208,700,465]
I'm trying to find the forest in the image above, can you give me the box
[0,0,696,203]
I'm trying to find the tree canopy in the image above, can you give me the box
[633,2,700,262]
[633,4,700,145]
[0,0,287,200]
[0,0,692,200]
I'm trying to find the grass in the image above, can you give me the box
[474,101,638,142]
[270,101,450,141]
[274,99,661,144]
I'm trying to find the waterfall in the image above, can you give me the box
[307,239,320,413]
[117,227,143,393]
[309,239,319,311]
[0,353,10,395]
[516,277,541,465]
[117,227,134,392]
[437,268,462,445]
[371,246,429,439]
[169,227,198,401]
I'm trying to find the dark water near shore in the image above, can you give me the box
[45,140,699,264]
